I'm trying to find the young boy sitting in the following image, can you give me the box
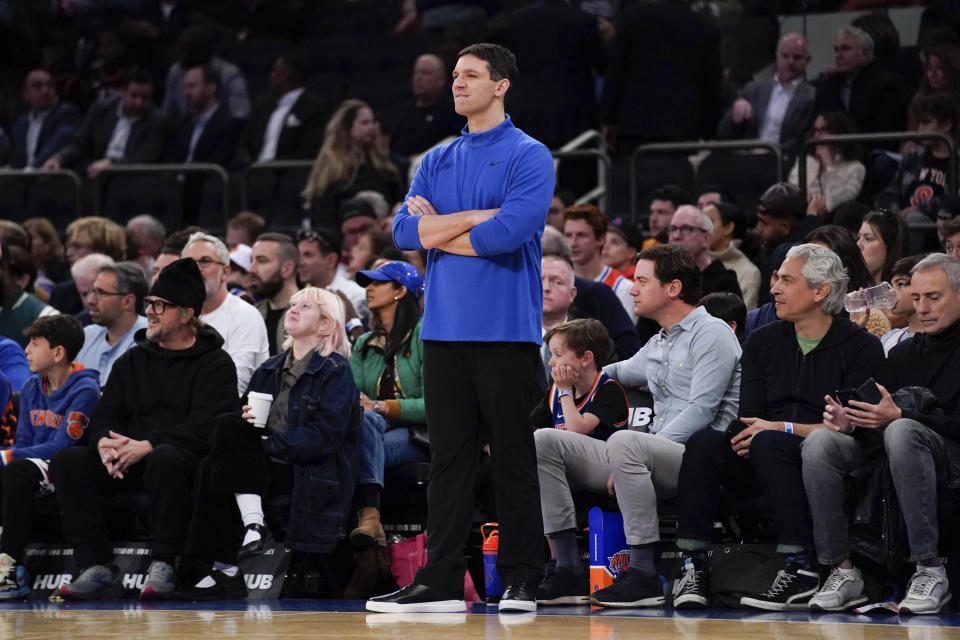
[531,318,629,604]
[0,315,100,599]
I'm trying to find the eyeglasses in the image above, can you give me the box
[192,257,225,269]
[667,224,706,236]
[144,297,176,314]
[296,229,335,253]
[84,287,125,300]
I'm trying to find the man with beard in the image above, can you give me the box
[181,232,268,394]
[248,233,299,356]
[75,261,148,386]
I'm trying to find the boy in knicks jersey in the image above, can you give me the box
[531,318,628,603]
[0,314,100,598]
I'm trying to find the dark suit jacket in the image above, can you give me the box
[813,62,911,137]
[10,101,82,169]
[57,96,167,169]
[237,89,329,164]
[168,103,242,167]
[716,77,816,167]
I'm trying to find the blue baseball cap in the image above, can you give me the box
[355,260,424,298]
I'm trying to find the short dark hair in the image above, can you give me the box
[279,49,311,85]
[912,91,960,137]
[757,182,804,220]
[227,211,266,242]
[649,184,692,209]
[544,318,610,366]
[943,216,960,239]
[564,203,608,240]
[100,261,149,314]
[891,254,926,279]
[708,201,746,240]
[256,232,299,265]
[185,62,220,89]
[554,187,575,208]
[458,43,518,83]
[24,314,85,362]
[696,184,737,205]
[700,292,747,342]
[634,244,702,305]
[123,67,154,89]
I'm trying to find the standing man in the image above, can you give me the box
[368,43,554,614]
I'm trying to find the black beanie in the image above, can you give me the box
[149,257,205,317]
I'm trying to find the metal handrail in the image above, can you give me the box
[240,160,315,212]
[797,132,956,203]
[92,163,231,224]
[631,140,782,220]
[558,129,604,153]
[0,169,82,219]
[552,148,612,211]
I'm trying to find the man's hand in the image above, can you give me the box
[823,395,854,434]
[731,98,753,124]
[730,417,778,457]
[86,158,111,179]
[42,156,61,171]
[606,472,615,496]
[807,193,827,216]
[552,363,579,392]
[406,195,438,216]
[844,384,901,429]
[112,438,153,478]
[97,436,120,470]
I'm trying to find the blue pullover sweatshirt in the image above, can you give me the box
[2,365,100,463]
[393,115,555,343]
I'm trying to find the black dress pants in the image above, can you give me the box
[0,459,45,560]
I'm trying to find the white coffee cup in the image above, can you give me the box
[247,391,274,428]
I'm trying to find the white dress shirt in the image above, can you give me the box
[760,76,802,145]
[258,88,304,161]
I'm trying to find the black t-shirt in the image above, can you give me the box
[389,95,463,157]
[905,152,950,214]
[531,377,628,442]
[265,306,285,355]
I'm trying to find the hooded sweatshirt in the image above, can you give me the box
[4,365,100,462]
[88,325,239,455]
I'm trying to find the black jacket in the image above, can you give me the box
[702,259,743,299]
[10,102,82,169]
[813,62,911,138]
[167,103,242,167]
[237,89,330,164]
[88,325,239,454]
[57,96,167,169]
[740,317,883,424]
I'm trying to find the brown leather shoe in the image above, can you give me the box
[350,507,386,548]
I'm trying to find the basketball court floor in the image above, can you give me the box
[5,599,960,640]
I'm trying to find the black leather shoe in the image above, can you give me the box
[176,570,247,601]
[499,581,537,612]
[366,582,466,613]
[238,523,274,561]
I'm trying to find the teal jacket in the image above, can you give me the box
[349,319,425,426]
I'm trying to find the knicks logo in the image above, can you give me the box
[66,412,89,440]
[607,550,630,574]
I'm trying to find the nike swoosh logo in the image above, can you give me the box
[490,161,503,166]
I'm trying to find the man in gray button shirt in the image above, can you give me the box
[536,245,741,608]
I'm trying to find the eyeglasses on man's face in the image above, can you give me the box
[84,287,125,300]
[192,257,225,269]
[144,297,176,314]
[667,224,706,236]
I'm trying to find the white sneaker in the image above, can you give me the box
[899,566,951,615]
[809,566,868,611]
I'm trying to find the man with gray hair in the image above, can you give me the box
[182,231,268,394]
[73,253,116,326]
[668,205,741,299]
[126,215,166,274]
[76,261,149,386]
[813,25,910,136]
[671,243,883,611]
[806,253,960,615]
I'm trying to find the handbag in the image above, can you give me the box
[387,532,480,602]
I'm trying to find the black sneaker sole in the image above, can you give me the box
[739,596,811,611]
[590,595,665,608]
[673,594,709,609]
[536,594,590,606]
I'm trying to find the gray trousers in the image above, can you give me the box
[534,428,685,545]
[802,419,959,564]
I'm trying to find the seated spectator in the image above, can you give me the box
[936,196,960,245]
[23,218,70,298]
[345,261,426,598]
[0,336,30,392]
[250,233,300,356]
[945,217,960,260]
[10,69,81,170]
[745,242,798,339]
[347,229,398,278]
[227,244,256,304]
[0,315,99,600]
[302,100,402,231]
[43,68,166,178]
[179,287,358,600]
[696,184,735,210]
[883,92,959,222]
[700,291,747,342]
[353,190,392,232]
[807,253,960,615]
[673,244,883,611]
[162,25,250,121]
[716,33,815,169]
[755,182,815,303]
[0,246,57,348]
[881,255,926,355]
[546,188,574,232]
[564,203,637,322]
[644,184,691,248]
[296,228,368,325]
[338,198,381,266]
[668,205,742,299]
[704,202,761,310]
[535,246,740,608]
[151,246,181,286]
[388,54,462,161]
[603,218,643,280]
[65,254,117,327]
[50,216,128,316]
[181,232,269,395]
[907,43,960,130]
[75,261,148,386]
[50,259,239,601]
[125,215,166,275]
[225,211,266,249]
[857,209,909,285]
[237,50,328,164]
[541,227,642,365]
[789,111,865,215]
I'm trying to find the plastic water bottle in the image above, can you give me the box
[481,522,503,603]
[843,281,898,313]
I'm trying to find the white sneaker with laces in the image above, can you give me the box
[808,566,868,611]
[899,566,951,615]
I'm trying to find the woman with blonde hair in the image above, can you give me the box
[302,99,401,229]
[179,287,360,600]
